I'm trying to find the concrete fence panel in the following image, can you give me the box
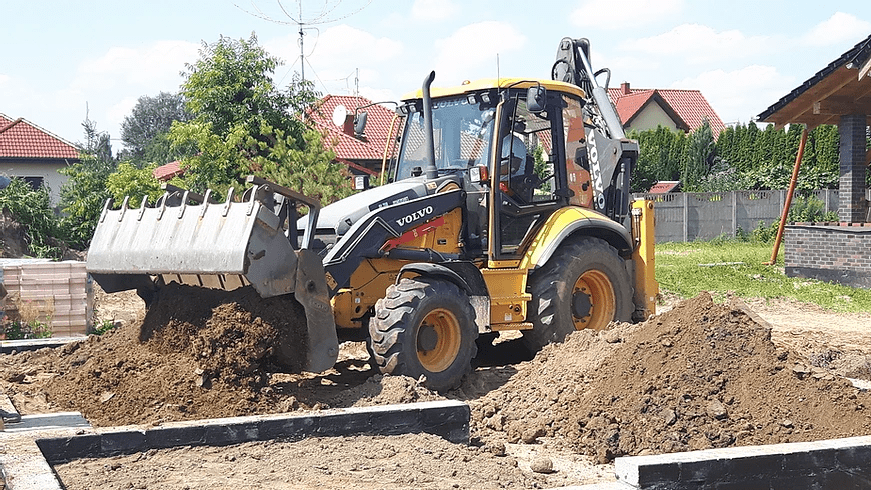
[634,189,839,243]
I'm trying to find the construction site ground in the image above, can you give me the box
[2,285,870,489]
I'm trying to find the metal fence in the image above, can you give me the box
[633,189,839,243]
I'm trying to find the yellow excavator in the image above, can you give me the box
[87,37,657,391]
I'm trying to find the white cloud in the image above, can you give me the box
[672,65,794,124]
[0,74,9,86]
[73,40,198,92]
[411,0,459,22]
[621,24,771,64]
[313,25,403,64]
[801,12,871,47]
[432,21,527,85]
[106,96,139,134]
[359,86,399,105]
[571,0,683,29]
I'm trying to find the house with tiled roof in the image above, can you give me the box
[0,113,79,204]
[309,95,401,176]
[607,83,726,139]
[153,95,400,183]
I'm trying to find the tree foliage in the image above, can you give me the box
[168,33,347,202]
[51,34,358,249]
[630,122,843,193]
[120,92,192,165]
[629,126,687,191]
[259,129,352,204]
[106,162,164,204]
[680,120,716,191]
[0,178,62,258]
[58,119,117,249]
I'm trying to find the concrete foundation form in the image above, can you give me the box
[614,435,871,489]
[0,400,470,489]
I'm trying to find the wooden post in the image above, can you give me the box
[766,126,808,265]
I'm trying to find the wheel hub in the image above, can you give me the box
[570,270,617,330]
[572,288,593,321]
[417,324,439,351]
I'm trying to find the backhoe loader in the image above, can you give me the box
[87,37,657,391]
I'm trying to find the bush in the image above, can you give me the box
[1,296,53,340]
[0,178,63,258]
[743,195,837,243]
[92,319,119,335]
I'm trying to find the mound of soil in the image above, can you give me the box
[4,287,869,466]
[0,283,438,427]
[0,210,29,258]
[471,293,871,462]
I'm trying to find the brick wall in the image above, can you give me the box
[784,224,871,288]
[837,114,868,223]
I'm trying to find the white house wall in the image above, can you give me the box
[0,160,70,205]
[626,104,680,133]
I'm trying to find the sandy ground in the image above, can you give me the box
[4,288,871,490]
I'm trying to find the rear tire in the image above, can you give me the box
[523,237,633,353]
[369,277,478,392]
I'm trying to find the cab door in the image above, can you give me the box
[490,90,564,261]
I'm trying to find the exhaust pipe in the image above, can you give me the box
[421,71,438,180]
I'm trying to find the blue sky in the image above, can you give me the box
[1,0,869,148]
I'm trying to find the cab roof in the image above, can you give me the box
[400,78,586,101]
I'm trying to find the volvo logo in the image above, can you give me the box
[396,206,433,227]
[587,130,606,210]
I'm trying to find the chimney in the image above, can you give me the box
[621,82,631,95]
[342,114,355,136]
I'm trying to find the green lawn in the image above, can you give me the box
[655,240,871,312]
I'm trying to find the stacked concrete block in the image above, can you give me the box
[0,260,91,337]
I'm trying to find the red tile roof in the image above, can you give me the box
[0,113,79,159]
[608,84,725,139]
[153,160,183,181]
[309,95,400,164]
[648,181,681,193]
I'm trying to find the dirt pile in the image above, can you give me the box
[0,210,29,258]
[0,283,439,427]
[471,293,871,462]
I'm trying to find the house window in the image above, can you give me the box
[23,176,44,190]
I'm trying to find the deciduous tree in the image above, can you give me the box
[168,34,348,202]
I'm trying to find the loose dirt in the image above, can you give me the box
[53,433,587,490]
[3,290,871,489]
[469,293,871,463]
[0,211,29,258]
[3,283,439,427]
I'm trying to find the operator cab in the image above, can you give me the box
[390,80,597,260]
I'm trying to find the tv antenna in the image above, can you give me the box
[238,1,372,85]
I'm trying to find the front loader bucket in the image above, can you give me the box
[87,180,338,373]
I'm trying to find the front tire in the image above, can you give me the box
[523,237,633,353]
[369,277,478,392]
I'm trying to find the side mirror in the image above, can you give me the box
[468,165,489,185]
[527,86,547,113]
[352,174,370,191]
[354,111,368,139]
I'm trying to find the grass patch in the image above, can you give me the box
[656,240,871,313]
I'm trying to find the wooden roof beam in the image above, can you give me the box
[858,55,871,80]
[766,67,857,124]
[813,96,871,115]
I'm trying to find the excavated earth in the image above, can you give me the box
[2,286,871,488]
[469,293,871,463]
[3,283,440,427]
